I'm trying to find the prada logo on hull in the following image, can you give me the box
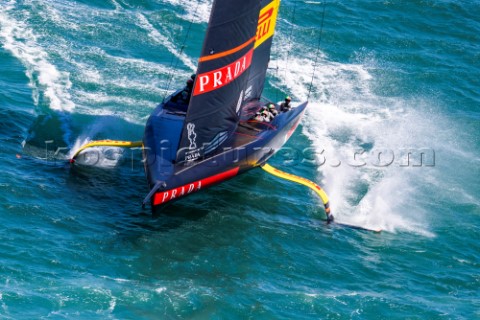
[153,167,240,205]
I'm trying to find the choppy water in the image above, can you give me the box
[0,0,479,318]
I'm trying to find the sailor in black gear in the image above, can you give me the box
[181,78,194,103]
[280,96,292,112]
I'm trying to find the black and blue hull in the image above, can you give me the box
[143,99,307,209]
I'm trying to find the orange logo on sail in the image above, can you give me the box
[255,0,280,48]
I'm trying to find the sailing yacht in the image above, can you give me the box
[142,0,308,209]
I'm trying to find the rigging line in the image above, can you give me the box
[282,0,298,100]
[162,47,179,102]
[307,1,327,101]
[275,64,279,103]
[163,0,200,99]
[162,0,201,101]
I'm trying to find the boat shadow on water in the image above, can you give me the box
[21,111,260,232]
[67,161,222,234]
[128,173,266,237]
[20,108,335,232]
[22,111,144,163]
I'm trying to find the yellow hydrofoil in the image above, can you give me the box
[70,140,143,163]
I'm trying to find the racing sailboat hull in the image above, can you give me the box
[142,0,305,210]
[143,100,307,209]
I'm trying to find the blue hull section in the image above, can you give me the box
[143,98,307,209]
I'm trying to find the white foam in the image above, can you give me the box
[90,288,117,313]
[39,0,81,31]
[69,137,90,160]
[100,275,131,283]
[110,0,123,11]
[155,287,167,294]
[76,66,103,85]
[134,13,197,71]
[166,0,212,23]
[105,54,185,88]
[0,2,75,112]
[69,142,126,168]
[75,90,155,109]
[66,52,174,99]
[270,47,438,235]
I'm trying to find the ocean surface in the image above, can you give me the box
[1,0,479,318]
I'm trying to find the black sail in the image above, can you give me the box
[246,0,281,101]
[176,0,261,163]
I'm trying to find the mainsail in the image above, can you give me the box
[246,0,281,101]
[176,0,281,163]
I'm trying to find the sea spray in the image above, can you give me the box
[269,52,440,235]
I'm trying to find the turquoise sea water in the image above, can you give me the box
[1,0,479,318]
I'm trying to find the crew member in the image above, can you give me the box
[259,105,274,121]
[268,103,279,117]
[280,96,292,112]
[261,109,271,122]
[181,78,194,103]
[252,111,264,122]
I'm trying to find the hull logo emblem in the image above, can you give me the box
[187,123,197,149]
